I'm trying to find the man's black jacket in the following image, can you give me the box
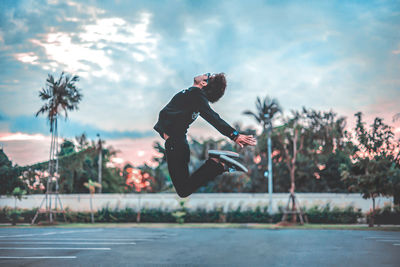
[153,87,238,140]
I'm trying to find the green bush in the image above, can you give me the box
[226,206,271,223]
[140,208,175,223]
[95,206,124,222]
[0,207,45,224]
[7,209,23,225]
[186,208,223,223]
[369,205,400,225]
[305,204,362,224]
[0,204,386,225]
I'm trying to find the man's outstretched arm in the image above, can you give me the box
[197,93,257,147]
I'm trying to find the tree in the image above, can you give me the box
[75,132,89,151]
[341,112,400,226]
[243,96,282,130]
[57,139,125,194]
[18,169,47,194]
[294,108,351,193]
[6,187,27,225]
[0,148,21,195]
[35,72,82,177]
[272,112,309,224]
[34,72,82,223]
[274,112,305,195]
[58,139,75,157]
[273,108,349,223]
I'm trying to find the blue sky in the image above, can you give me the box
[0,0,399,165]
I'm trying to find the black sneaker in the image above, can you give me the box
[208,150,240,159]
[219,155,248,173]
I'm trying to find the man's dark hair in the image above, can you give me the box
[203,73,227,103]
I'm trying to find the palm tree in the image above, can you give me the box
[36,72,82,176]
[243,96,282,213]
[75,132,89,151]
[33,72,82,224]
[243,96,282,131]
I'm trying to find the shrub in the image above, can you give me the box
[140,208,175,223]
[305,204,362,224]
[226,206,271,223]
[186,208,223,223]
[368,205,400,225]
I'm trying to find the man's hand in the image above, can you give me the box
[235,134,257,148]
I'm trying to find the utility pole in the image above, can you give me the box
[264,114,273,214]
[97,133,102,193]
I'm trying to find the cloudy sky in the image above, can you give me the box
[0,0,399,166]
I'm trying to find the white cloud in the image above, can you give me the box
[64,17,80,22]
[24,11,158,82]
[79,13,158,59]
[14,52,39,65]
[30,32,112,75]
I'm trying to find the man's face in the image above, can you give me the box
[194,73,211,85]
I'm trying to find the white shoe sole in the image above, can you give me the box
[208,150,240,159]
[220,155,248,173]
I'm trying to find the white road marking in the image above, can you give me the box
[376,240,400,242]
[0,256,76,259]
[0,238,154,241]
[0,247,111,250]
[0,229,103,238]
[364,236,396,239]
[393,244,400,246]
[0,241,135,245]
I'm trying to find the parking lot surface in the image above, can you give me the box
[0,227,399,266]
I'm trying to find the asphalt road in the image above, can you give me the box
[0,227,399,266]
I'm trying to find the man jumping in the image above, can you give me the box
[154,73,257,198]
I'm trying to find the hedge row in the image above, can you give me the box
[0,204,373,224]
[368,205,400,225]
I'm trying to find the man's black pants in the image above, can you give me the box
[165,135,224,198]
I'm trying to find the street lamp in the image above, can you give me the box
[264,114,273,214]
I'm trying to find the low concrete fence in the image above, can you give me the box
[0,193,393,213]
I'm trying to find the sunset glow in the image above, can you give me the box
[125,167,154,192]
[0,132,47,141]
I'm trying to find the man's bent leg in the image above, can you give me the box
[186,158,224,193]
[165,137,191,197]
[165,137,224,197]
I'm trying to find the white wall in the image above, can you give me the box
[0,193,393,213]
